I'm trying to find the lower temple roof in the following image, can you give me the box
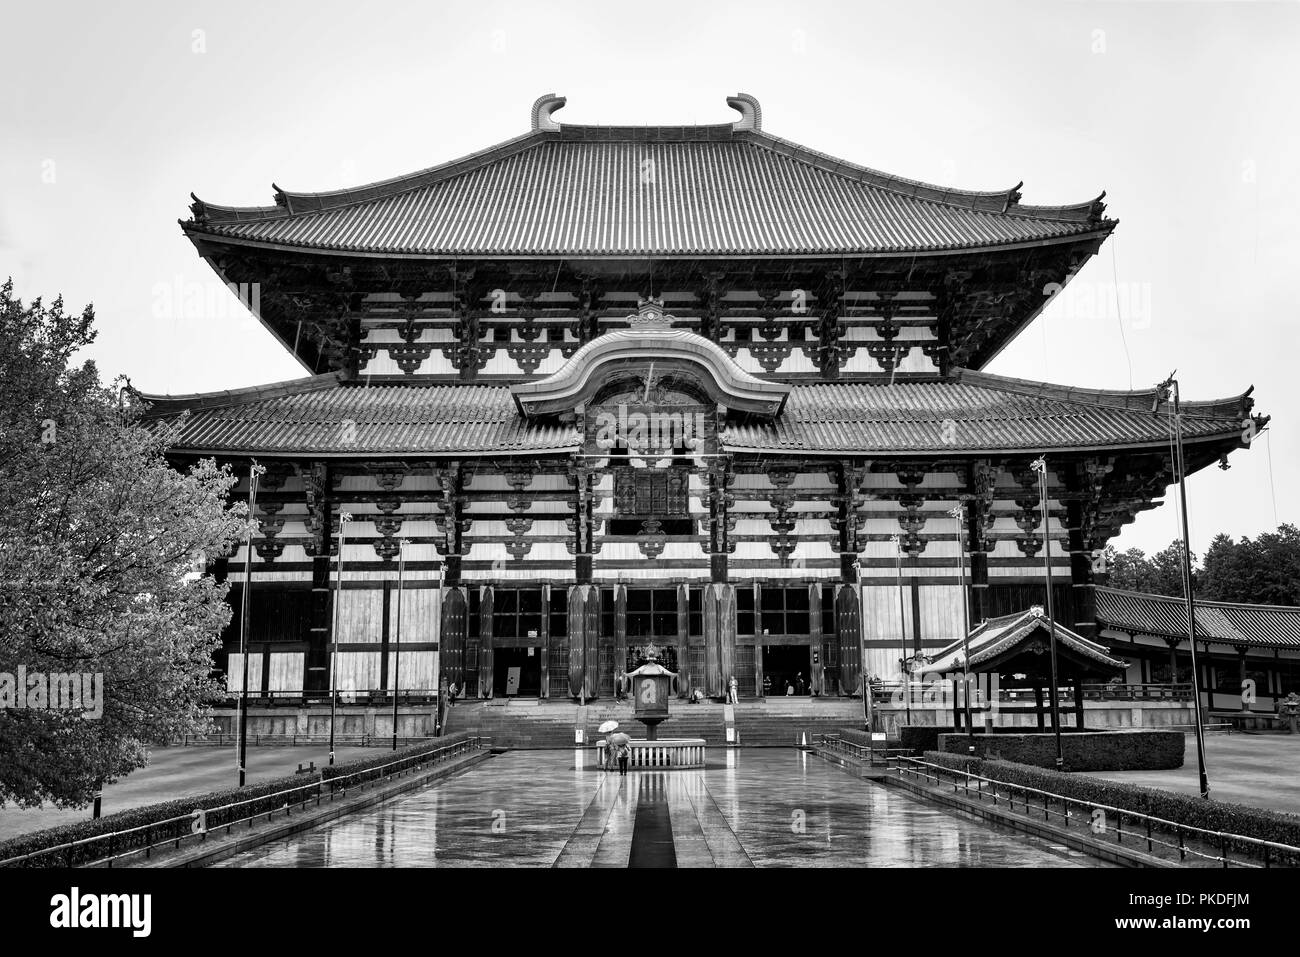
[138,369,1255,459]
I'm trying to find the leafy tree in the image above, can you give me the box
[1103,542,1194,597]
[1200,525,1300,606]
[0,279,248,808]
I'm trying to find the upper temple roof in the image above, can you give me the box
[183,93,1114,259]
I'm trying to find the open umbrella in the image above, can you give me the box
[598,720,619,733]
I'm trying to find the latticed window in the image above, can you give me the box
[614,468,688,517]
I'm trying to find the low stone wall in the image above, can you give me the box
[207,706,438,740]
[937,729,1185,771]
[874,700,1196,738]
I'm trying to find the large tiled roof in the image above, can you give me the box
[1096,587,1300,648]
[719,370,1251,454]
[140,370,1251,459]
[141,374,580,456]
[921,607,1127,674]
[185,101,1112,258]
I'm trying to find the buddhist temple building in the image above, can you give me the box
[143,93,1267,721]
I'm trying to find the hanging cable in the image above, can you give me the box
[1110,241,1134,391]
[1265,429,1280,527]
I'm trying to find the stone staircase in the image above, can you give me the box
[733,698,866,747]
[444,697,864,749]
[587,701,728,745]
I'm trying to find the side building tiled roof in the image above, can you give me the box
[1096,586,1300,649]
[921,607,1127,674]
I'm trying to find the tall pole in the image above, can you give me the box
[1031,456,1064,770]
[328,511,352,766]
[392,540,408,751]
[237,462,260,787]
[950,504,973,740]
[891,534,910,724]
[1159,374,1211,798]
[853,563,869,732]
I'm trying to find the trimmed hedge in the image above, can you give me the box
[0,731,479,869]
[920,750,1300,863]
[938,730,1184,771]
[899,726,953,752]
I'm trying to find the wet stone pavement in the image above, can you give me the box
[215,750,1103,868]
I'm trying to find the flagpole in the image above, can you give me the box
[328,511,352,766]
[949,503,973,740]
[1031,455,1064,770]
[392,539,408,751]
[237,461,261,788]
[891,534,910,724]
[1157,374,1211,798]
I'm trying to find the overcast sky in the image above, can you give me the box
[2,0,1296,558]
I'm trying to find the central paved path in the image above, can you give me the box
[216,750,1101,867]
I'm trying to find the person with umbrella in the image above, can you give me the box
[608,728,633,776]
[596,720,619,771]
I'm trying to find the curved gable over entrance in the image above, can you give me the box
[511,300,790,418]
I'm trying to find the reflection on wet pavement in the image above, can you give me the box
[215,750,1102,868]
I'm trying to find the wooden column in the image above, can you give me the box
[567,584,600,700]
[969,460,995,625]
[569,454,594,586]
[1073,679,1086,730]
[478,585,494,699]
[440,586,467,689]
[676,584,690,698]
[809,583,824,696]
[1238,646,1250,712]
[703,583,736,698]
[1034,683,1045,730]
[707,452,732,584]
[539,584,551,699]
[836,583,862,695]
[303,461,333,694]
[1067,492,1099,640]
[614,584,627,696]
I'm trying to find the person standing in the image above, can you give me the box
[608,730,632,776]
[727,675,739,705]
[795,672,805,696]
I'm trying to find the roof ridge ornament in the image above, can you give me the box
[727,93,762,131]
[531,93,566,131]
[627,298,674,328]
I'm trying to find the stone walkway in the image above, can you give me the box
[215,750,1099,867]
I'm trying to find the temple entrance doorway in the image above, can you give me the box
[493,647,542,697]
[762,645,812,697]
